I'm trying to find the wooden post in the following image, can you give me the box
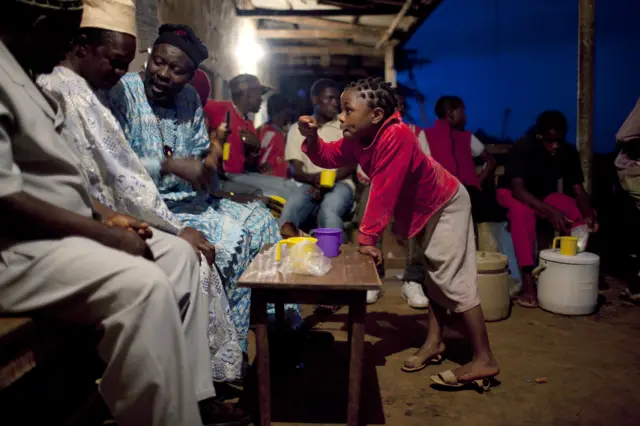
[577,0,595,194]
[385,43,397,87]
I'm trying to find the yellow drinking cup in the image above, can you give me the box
[553,236,578,256]
[275,237,318,261]
[320,170,337,188]
[222,142,231,161]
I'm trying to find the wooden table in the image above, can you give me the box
[239,244,381,426]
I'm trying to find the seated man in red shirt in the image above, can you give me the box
[256,94,292,178]
[497,111,598,308]
[203,74,295,198]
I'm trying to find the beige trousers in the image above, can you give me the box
[0,229,214,426]
[407,185,480,313]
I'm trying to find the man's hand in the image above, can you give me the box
[359,245,383,265]
[585,215,600,232]
[545,207,571,235]
[104,213,153,240]
[239,129,260,148]
[179,227,215,265]
[258,163,273,175]
[215,123,230,142]
[112,227,154,261]
[163,157,214,190]
[298,116,319,140]
[307,186,324,202]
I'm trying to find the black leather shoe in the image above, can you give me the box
[198,398,252,426]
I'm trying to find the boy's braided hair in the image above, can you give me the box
[346,77,397,118]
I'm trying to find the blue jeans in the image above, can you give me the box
[278,182,354,238]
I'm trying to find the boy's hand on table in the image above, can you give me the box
[359,245,383,265]
[298,116,319,140]
[104,213,153,240]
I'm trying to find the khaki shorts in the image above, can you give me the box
[406,185,480,313]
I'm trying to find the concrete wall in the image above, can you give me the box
[397,0,640,153]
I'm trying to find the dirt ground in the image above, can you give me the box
[245,275,640,426]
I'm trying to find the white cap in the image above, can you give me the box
[80,0,137,37]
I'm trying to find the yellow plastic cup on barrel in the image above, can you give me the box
[222,143,231,161]
[553,236,578,256]
[320,170,337,188]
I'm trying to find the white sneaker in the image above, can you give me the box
[367,289,381,304]
[402,281,429,309]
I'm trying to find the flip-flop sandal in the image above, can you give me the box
[401,354,443,373]
[430,370,491,391]
[516,298,539,309]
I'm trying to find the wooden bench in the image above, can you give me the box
[0,317,105,425]
[239,244,381,426]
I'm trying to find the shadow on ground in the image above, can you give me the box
[241,276,640,426]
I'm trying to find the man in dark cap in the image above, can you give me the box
[0,3,249,426]
[108,26,288,376]
[143,23,209,106]
[204,73,298,197]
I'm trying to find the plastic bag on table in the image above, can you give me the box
[278,240,332,276]
[571,224,590,252]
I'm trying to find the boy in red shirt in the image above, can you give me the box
[256,94,291,178]
[299,77,499,389]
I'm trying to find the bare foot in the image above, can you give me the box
[517,292,538,308]
[452,357,500,383]
[403,341,446,370]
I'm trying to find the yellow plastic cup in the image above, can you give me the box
[275,237,317,261]
[553,236,578,256]
[320,170,337,188]
[222,143,231,161]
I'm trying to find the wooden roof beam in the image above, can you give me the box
[250,15,386,33]
[268,45,384,57]
[235,7,419,18]
[258,29,380,39]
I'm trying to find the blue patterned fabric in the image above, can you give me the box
[37,66,244,381]
[108,73,300,349]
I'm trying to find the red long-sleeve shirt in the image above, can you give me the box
[302,112,460,246]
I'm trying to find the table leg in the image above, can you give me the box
[347,293,366,426]
[254,290,271,426]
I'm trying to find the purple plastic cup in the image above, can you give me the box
[312,228,342,258]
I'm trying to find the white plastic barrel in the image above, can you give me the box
[476,251,511,322]
[536,249,600,315]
